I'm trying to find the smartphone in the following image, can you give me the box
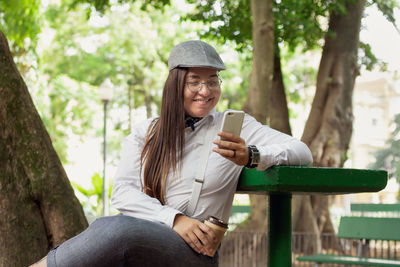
[220,110,245,140]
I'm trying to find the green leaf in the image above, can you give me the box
[71,181,90,196]
[91,173,104,196]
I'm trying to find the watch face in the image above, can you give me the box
[250,146,260,165]
[254,152,260,164]
[246,145,260,168]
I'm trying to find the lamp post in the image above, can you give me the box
[99,78,113,216]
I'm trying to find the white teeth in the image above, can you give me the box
[194,98,211,102]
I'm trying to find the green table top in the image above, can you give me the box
[237,166,387,194]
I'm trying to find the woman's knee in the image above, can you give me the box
[96,215,154,246]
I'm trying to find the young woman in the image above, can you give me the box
[32,40,312,267]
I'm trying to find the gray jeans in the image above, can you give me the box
[47,215,218,267]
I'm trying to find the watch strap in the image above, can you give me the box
[246,145,260,169]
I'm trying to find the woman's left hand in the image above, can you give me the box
[213,132,248,166]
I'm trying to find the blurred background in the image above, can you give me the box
[1,0,400,265]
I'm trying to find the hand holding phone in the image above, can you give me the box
[214,110,248,165]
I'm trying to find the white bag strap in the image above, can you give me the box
[186,121,215,216]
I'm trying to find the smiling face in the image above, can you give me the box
[184,67,221,118]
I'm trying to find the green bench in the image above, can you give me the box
[351,203,400,217]
[297,216,400,266]
[236,166,388,267]
[230,205,251,215]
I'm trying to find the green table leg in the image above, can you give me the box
[268,193,292,267]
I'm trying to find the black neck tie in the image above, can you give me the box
[185,116,202,131]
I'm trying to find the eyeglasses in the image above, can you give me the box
[185,78,222,93]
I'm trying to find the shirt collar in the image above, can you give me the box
[185,109,216,132]
[207,108,217,120]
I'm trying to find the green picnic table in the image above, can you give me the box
[236,165,388,267]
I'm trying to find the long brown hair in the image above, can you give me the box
[140,68,188,204]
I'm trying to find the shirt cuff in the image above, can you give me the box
[158,206,183,228]
[255,145,277,171]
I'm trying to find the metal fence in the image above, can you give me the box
[219,231,268,267]
[219,232,400,267]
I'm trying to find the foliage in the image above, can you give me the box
[370,114,400,184]
[217,49,252,111]
[0,0,41,51]
[360,0,400,71]
[183,0,352,51]
[72,172,113,218]
[183,0,399,71]
[68,0,170,14]
[0,0,41,73]
[369,0,400,31]
[66,0,399,59]
[33,76,99,163]
[280,46,318,118]
[358,42,386,72]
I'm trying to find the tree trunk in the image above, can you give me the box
[298,0,365,237]
[0,30,88,266]
[241,0,274,231]
[270,48,291,135]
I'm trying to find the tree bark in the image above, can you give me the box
[270,48,291,135]
[243,0,274,123]
[0,30,88,266]
[298,0,365,237]
[241,0,274,231]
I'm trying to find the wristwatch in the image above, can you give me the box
[246,145,260,169]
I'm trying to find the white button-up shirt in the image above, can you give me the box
[111,110,313,228]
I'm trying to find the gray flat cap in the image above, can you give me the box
[168,40,226,71]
